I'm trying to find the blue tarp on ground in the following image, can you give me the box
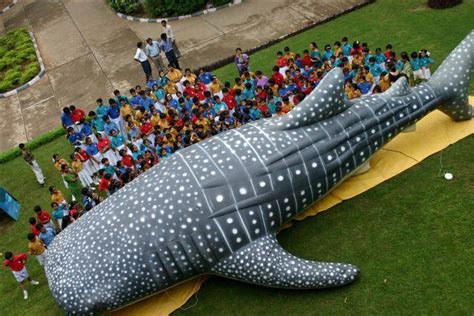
[0,187,20,221]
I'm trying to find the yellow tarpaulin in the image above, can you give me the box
[113,101,474,316]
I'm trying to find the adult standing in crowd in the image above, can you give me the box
[160,33,180,69]
[145,37,164,73]
[161,20,181,58]
[134,42,152,80]
[234,48,250,76]
[19,143,45,187]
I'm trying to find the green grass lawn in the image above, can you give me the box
[0,0,473,315]
[0,28,40,93]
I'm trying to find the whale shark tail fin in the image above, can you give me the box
[429,31,474,121]
[211,234,359,289]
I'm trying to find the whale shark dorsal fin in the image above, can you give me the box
[211,234,359,289]
[383,76,411,97]
[273,67,351,130]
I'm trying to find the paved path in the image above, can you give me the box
[0,0,366,152]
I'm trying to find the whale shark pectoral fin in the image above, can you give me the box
[272,67,352,130]
[210,234,359,289]
[382,76,411,97]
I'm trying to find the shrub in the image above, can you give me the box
[211,0,232,7]
[427,0,462,9]
[108,0,141,14]
[0,128,65,164]
[0,28,40,93]
[20,63,40,83]
[4,68,22,86]
[145,0,207,17]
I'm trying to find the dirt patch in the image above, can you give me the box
[409,3,432,12]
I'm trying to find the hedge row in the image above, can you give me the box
[0,127,65,164]
[108,0,233,17]
[427,0,462,9]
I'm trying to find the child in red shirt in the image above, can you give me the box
[3,252,39,299]
[119,149,135,169]
[29,217,41,236]
[276,51,288,68]
[33,205,55,231]
[271,66,284,86]
[302,49,313,67]
[222,88,236,111]
[70,105,86,124]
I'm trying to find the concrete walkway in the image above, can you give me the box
[0,0,367,152]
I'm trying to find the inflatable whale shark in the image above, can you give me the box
[45,31,473,314]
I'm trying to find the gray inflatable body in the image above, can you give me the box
[45,32,473,314]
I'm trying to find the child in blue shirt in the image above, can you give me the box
[410,51,423,82]
[419,49,434,80]
[146,76,158,89]
[242,82,255,100]
[213,96,228,114]
[80,122,95,142]
[249,103,262,121]
[368,57,384,79]
[323,44,334,61]
[51,202,66,228]
[103,116,119,135]
[153,85,166,101]
[157,70,169,87]
[129,88,141,108]
[110,130,125,151]
[95,98,109,118]
[267,93,280,115]
[198,68,213,85]
[89,111,106,135]
[357,76,372,95]
[67,127,83,147]
[374,48,387,67]
[341,37,352,56]
[101,158,117,177]
[362,48,373,65]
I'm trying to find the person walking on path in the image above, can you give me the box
[134,42,152,80]
[3,252,39,300]
[160,33,180,70]
[19,143,45,187]
[145,37,165,73]
[161,20,181,58]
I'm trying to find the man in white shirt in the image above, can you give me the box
[145,38,164,72]
[161,20,181,58]
[134,41,152,80]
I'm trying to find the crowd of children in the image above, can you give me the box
[4,36,435,299]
